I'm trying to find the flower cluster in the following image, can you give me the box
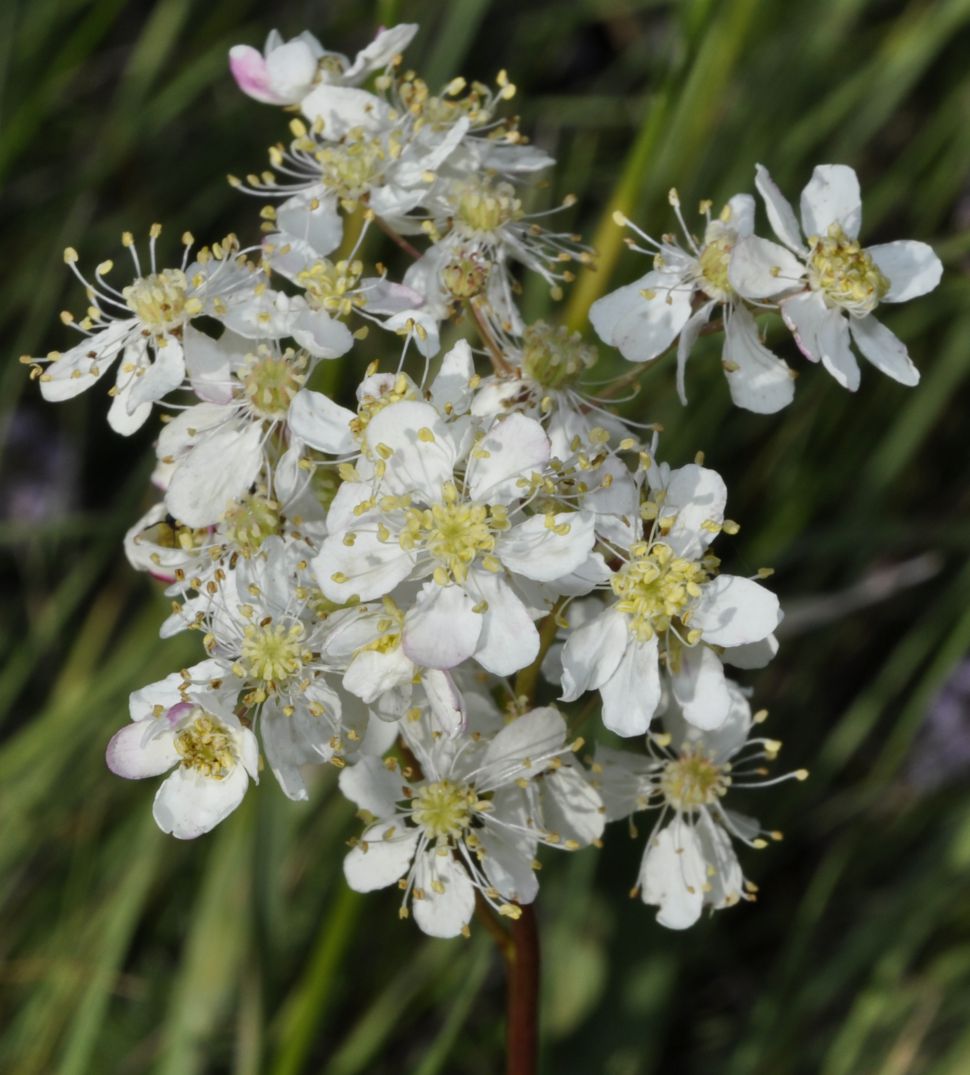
[24,22,941,935]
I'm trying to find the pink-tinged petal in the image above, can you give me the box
[690,575,781,648]
[729,236,806,299]
[639,819,706,930]
[722,304,795,414]
[228,45,283,104]
[152,765,250,839]
[469,572,540,677]
[849,315,919,387]
[800,164,862,240]
[344,823,420,892]
[781,291,860,390]
[402,583,483,670]
[411,852,476,938]
[106,721,179,779]
[600,636,662,737]
[867,240,942,303]
[754,164,806,252]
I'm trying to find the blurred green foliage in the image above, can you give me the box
[2,1,970,1072]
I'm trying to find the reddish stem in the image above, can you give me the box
[505,905,540,1075]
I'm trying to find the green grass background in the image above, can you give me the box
[2,1,970,1072]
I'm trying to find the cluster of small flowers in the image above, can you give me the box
[23,24,941,934]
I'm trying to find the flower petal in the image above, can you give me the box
[867,240,942,303]
[722,304,795,414]
[497,511,595,583]
[478,707,568,790]
[589,269,693,363]
[466,413,550,504]
[560,607,629,702]
[669,644,731,730]
[402,583,483,670]
[344,823,419,892]
[754,163,806,252]
[106,720,178,779]
[152,764,250,839]
[412,851,476,938]
[656,463,727,560]
[600,636,662,737]
[781,290,860,390]
[690,575,781,648]
[288,388,356,454]
[339,755,408,817]
[639,819,706,930]
[468,571,540,677]
[800,164,861,240]
[849,315,919,387]
[729,236,806,299]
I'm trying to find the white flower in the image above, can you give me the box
[338,706,585,937]
[107,664,258,839]
[26,230,256,435]
[559,462,780,736]
[596,682,806,929]
[312,398,595,676]
[229,25,418,108]
[729,163,943,390]
[589,193,795,414]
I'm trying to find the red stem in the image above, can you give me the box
[505,905,540,1075]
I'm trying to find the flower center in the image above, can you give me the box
[317,132,386,199]
[174,711,237,779]
[697,237,735,302]
[240,622,305,686]
[441,254,490,298]
[611,543,709,642]
[123,269,189,332]
[454,178,523,235]
[240,346,307,419]
[520,320,597,389]
[411,779,479,840]
[398,483,508,585]
[221,493,281,555]
[807,224,889,316]
[298,258,363,317]
[661,750,728,810]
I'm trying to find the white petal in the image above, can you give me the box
[366,400,456,500]
[781,291,860,390]
[423,669,466,737]
[691,575,781,648]
[412,851,476,938]
[313,528,414,603]
[38,318,131,402]
[265,39,319,102]
[800,164,862,240]
[541,765,605,845]
[288,389,356,453]
[696,812,745,910]
[665,680,753,762]
[867,240,942,303]
[754,163,805,252]
[479,707,567,790]
[156,400,231,457]
[722,305,796,414]
[590,269,693,363]
[341,24,419,83]
[290,307,354,359]
[468,572,539,677]
[497,511,595,583]
[479,795,539,903]
[343,823,419,892]
[669,644,731,730]
[722,633,779,670]
[466,413,550,504]
[849,315,919,386]
[106,720,178,779]
[402,583,483,670]
[165,421,264,527]
[182,324,240,404]
[278,189,344,256]
[676,301,716,404]
[600,636,662,737]
[152,764,250,839]
[429,338,475,415]
[656,463,727,560]
[229,44,281,104]
[345,645,411,703]
[299,84,391,139]
[639,819,706,930]
[339,756,408,817]
[559,607,628,701]
[127,337,184,408]
[728,236,806,299]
